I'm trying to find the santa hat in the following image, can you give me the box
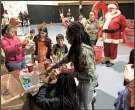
[107,3,118,9]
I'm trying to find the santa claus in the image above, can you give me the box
[99,3,127,67]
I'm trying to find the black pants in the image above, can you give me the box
[91,39,97,46]
[21,20,24,27]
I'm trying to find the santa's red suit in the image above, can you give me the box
[99,4,127,65]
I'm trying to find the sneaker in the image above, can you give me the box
[95,86,100,90]
[93,91,97,97]
[106,62,114,67]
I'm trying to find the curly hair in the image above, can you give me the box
[66,21,92,72]
[55,72,78,109]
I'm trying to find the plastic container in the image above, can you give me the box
[94,46,104,61]
[19,70,41,95]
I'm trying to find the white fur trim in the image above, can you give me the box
[98,37,104,41]
[104,39,123,44]
[103,10,121,30]
[108,4,117,9]
[109,59,115,63]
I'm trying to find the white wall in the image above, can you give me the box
[2,1,28,19]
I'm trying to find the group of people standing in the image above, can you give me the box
[18,11,29,27]
[1,3,133,110]
[79,3,127,67]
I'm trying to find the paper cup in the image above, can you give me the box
[44,60,51,70]
[27,63,33,73]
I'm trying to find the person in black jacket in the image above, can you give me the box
[36,72,78,110]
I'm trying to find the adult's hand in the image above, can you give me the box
[44,76,50,83]
[49,78,57,84]
[44,66,54,75]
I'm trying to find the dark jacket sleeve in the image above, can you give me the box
[36,84,60,109]
[64,44,68,54]
[45,38,52,59]
[33,35,38,55]
[52,44,57,55]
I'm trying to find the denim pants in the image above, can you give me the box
[78,80,98,110]
[5,59,26,72]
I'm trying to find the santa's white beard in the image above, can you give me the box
[108,10,116,15]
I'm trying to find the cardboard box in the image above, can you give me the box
[1,74,25,109]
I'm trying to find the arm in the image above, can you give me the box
[36,85,60,109]
[1,39,22,54]
[46,38,52,59]
[120,15,127,32]
[92,21,100,33]
[44,52,71,75]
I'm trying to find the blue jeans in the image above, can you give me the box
[5,59,26,72]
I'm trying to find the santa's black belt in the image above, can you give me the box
[102,29,120,33]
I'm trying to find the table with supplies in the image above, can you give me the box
[1,57,106,110]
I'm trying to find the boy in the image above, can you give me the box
[29,29,35,41]
[52,34,68,62]
[26,29,36,63]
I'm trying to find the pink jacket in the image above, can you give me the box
[1,35,25,63]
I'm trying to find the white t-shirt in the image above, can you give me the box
[60,13,64,18]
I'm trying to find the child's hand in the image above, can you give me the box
[44,76,50,83]
[22,38,29,47]
[52,55,57,61]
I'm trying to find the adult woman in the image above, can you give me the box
[1,24,27,72]
[85,11,99,46]
[33,26,52,63]
[22,72,78,110]
[46,21,98,110]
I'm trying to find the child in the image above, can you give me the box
[52,34,68,62]
[25,29,36,62]
[1,24,27,72]
[33,26,52,63]
[28,29,35,41]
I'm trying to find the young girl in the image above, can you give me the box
[33,26,52,63]
[46,21,98,110]
[1,24,27,72]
